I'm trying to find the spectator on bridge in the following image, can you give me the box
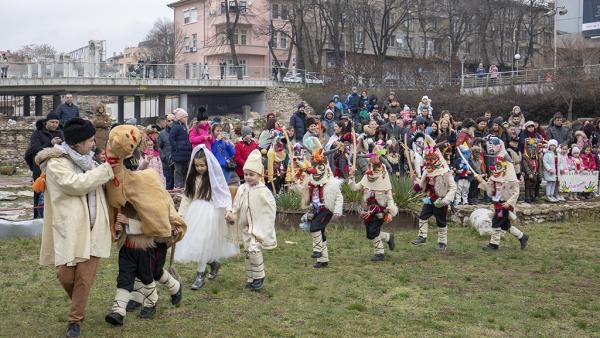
[25,111,63,219]
[56,94,80,126]
[219,59,227,79]
[290,102,308,143]
[170,108,193,189]
[0,53,8,78]
[158,113,176,190]
[202,62,210,79]
[489,64,499,82]
[234,126,258,183]
[476,63,486,79]
[546,112,572,146]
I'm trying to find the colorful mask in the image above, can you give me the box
[492,156,508,178]
[307,148,329,183]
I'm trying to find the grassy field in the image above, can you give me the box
[1,219,599,337]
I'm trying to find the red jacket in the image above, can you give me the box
[581,153,597,170]
[234,140,258,178]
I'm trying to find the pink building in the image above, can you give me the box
[168,0,295,80]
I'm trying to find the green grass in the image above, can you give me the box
[1,220,600,337]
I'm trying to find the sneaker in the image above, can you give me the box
[104,312,124,326]
[311,251,322,258]
[313,262,329,269]
[387,233,396,251]
[482,244,499,252]
[139,306,156,320]
[191,272,205,290]
[438,243,446,253]
[411,236,427,245]
[519,234,529,250]
[249,278,264,291]
[207,261,221,280]
[65,322,81,337]
[126,300,142,312]
[371,254,385,261]
[171,283,182,307]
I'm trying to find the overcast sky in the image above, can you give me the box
[0,0,173,57]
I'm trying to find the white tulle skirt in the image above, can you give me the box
[174,199,239,264]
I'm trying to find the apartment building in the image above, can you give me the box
[168,0,295,79]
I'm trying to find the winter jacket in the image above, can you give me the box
[545,119,572,146]
[452,153,476,182]
[55,102,80,126]
[157,126,172,164]
[25,119,63,179]
[542,151,558,182]
[289,111,307,142]
[581,153,597,170]
[322,117,336,138]
[138,153,165,186]
[91,112,111,150]
[188,123,213,150]
[169,121,192,163]
[345,93,361,112]
[258,129,273,149]
[507,148,522,176]
[333,95,344,113]
[557,153,570,175]
[385,122,402,141]
[212,139,236,182]
[234,140,258,178]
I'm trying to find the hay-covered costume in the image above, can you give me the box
[411,135,456,252]
[297,148,344,268]
[348,147,398,261]
[480,156,529,251]
[103,125,186,325]
[226,150,277,290]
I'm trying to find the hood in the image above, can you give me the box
[34,145,67,168]
[35,118,47,131]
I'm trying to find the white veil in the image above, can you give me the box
[186,144,231,208]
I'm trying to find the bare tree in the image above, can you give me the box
[143,18,184,64]
[521,0,550,68]
[220,0,246,79]
[17,44,57,61]
[357,0,410,60]
[437,0,476,61]
[317,0,349,68]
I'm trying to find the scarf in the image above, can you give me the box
[59,143,98,226]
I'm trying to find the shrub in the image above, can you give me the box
[275,190,302,211]
[390,175,423,210]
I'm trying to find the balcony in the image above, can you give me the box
[202,44,268,57]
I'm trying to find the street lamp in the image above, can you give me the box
[459,54,466,95]
[545,4,568,70]
[514,53,521,76]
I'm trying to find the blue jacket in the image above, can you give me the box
[212,139,236,181]
[345,93,361,111]
[56,103,80,126]
[289,111,307,142]
[169,121,192,163]
[157,126,172,164]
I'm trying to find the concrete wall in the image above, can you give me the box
[187,92,266,117]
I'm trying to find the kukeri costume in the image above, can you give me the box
[481,156,529,251]
[297,147,344,268]
[411,135,457,252]
[349,146,398,261]
[520,128,543,203]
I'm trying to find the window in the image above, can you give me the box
[192,34,197,50]
[183,10,190,24]
[272,3,279,19]
[281,4,289,20]
[354,31,364,48]
[184,36,190,52]
[240,29,248,45]
[191,63,198,79]
[388,35,397,47]
[221,1,247,15]
[191,8,198,22]
[184,63,190,79]
[227,59,247,77]
[279,32,286,49]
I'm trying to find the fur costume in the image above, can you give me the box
[349,145,398,260]
[412,135,456,251]
[521,134,543,202]
[296,147,343,267]
[266,129,290,193]
[480,156,528,251]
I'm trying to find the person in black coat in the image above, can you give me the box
[25,111,63,218]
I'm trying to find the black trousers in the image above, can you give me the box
[492,208,511,231]
[419,203,448,227]
[153,242,168,281]
[365,219,384,240]
[310,209,332,242]
[116,243,166,291]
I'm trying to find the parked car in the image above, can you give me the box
[283,72,324,84]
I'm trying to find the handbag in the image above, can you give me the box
[217,143,237,170]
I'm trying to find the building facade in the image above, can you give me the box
[168,0,295,80]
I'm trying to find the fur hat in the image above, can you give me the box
[243,149,263,175]
[548,139,558,148]
[46,111,60,122]
[571,146,581,154]
[523,120,535,129]
[63,118,96,145]
[306,117,318,127]
[174,108,188,121]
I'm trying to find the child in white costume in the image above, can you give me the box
[226,149,277,291]
[175,145,239,290]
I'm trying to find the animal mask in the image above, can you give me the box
[107,125,142,159]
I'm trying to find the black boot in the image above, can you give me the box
[191,272,205,290]
[139,306,156,319]
[388,233,396,251]
[171,283,182,306]
[207,261,221,280]
[249,278,264,291]
[126,300,142,312]
[483,243,499,252]
[438,243,446,253]
[371,254,385,261]
[65,322,80,337]
[313,261,328,269]
[519,234,529,250]
[411,236,427,245]
[104,312,124,326]
[311,251,322,258]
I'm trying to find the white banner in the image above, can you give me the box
[558,171,599,193]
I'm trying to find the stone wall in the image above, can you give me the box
[451,200,600,226]
[0,117,36,169]
[265,86,315,122]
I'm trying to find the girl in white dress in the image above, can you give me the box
[175,145,239,290]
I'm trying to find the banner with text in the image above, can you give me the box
[558,171,599,193]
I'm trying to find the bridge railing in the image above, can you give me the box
[0,62,325,83]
